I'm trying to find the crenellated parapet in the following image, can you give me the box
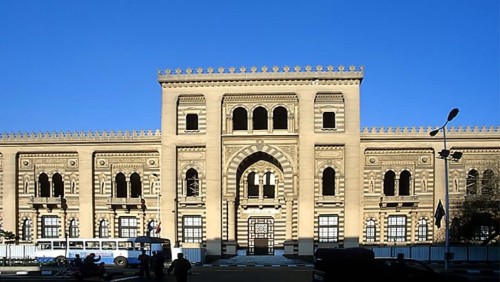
[361,126,499,136]
[0,129,161,143]
[158,64,364,85]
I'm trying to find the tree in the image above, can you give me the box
[450,169,500,245]
[0,229,17,242]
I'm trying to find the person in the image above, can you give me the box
[167,253,192,282]
[82,253,101,276]
[72,254,83,268]
[138,249,151,279]
[71,254,83,276]
[151,251,165,280]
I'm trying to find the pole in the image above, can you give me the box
[443,126,450,271]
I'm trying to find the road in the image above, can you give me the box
[0,265,498,282]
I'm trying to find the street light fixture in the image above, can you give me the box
[429,107,462,271]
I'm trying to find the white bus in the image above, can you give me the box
[35,237,171,267]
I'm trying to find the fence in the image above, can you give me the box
[367,245,499,262]
[0,243,498,264]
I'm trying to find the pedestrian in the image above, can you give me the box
[82,253,101,276]
[72,254,83,268]
[151,251,165,280]
[167,253,192,282]
[138,249,151,279]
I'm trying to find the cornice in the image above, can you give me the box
[361,126,500,138]
[158,65,364,86]
[0,130,161,143]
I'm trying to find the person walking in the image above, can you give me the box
[167,253,192,282]
[138,249,151,279]
[151,251,165,280]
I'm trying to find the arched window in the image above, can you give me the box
[482,169,495,196]
[253,107,268,130]
[272,106,288,130]
[322,167,336,196]
[39,173,50,197]
[130,173,142,198]
[22,218,33,241]
[69,219,79,238]
[383,171,396,196]
[186,168,200,197]
[116,173,127,198]
[466,169,479,195]
[417,218,428,241]
[99,220,110,238]
[233,107,248,131]
[399,170,411,196]
[366,219,376,242]
[53,173,64,198]
[186,114,199,131]
[263,172,275,198]
[247,172,259,198]
[322,112,336,129]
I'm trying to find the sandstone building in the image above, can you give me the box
[0,65,498,260]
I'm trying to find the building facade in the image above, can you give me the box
[0,65,499,260]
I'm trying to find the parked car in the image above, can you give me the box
[312,248,469,282]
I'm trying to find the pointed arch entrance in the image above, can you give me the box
[224,144,295,255]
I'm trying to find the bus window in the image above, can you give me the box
[102,241,117,250]
[69,241,84,249]
[38,241,52,250]
[85,241,100,250]
[53,241,67,250]
[118,241,134,250]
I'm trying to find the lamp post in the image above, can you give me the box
[429,108,459,271]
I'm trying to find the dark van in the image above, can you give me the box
[312,247,376,281]
[312,248,470,282]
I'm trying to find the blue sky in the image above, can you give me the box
[0,0,498,133]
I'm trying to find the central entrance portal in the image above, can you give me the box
[248,217,274,255]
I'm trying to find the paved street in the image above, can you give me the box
[1,265,499,282]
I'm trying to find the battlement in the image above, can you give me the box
[361,126,499,135]
[1,126,498,143]
[0,129,161,143]
[158,64,364,82]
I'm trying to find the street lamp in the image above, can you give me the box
[429,108,461,271]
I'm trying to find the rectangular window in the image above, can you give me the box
[85,241,100,250]
[69,241,84,249]
[183,215,203,243]
[119,217,138,238]
[322,112,336,129]
[186,114,199,131]
[102,241,117,250]
[318,215,338,242]
[41,215,59,238]
[387,215,406,242]
[52,240,67,250]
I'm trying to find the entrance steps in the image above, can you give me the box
[210,252,311,267]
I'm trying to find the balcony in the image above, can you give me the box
[106,197,145,210]
[177,196,205,207]
[29,196,66,210]
[380,195,419,208]
[316,196,343,207]
[240,198,282,209]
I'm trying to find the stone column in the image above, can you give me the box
[2,151,17,233]
[77,148,94,237]
[228,198,235,241]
